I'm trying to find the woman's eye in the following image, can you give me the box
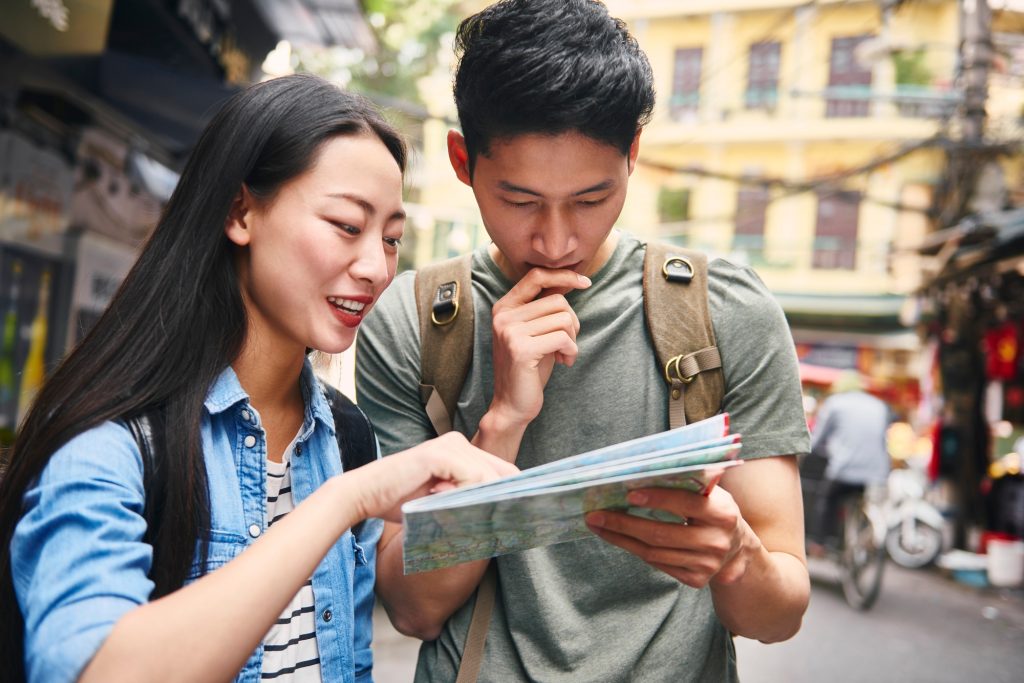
[329,220,360,235]
[383,237,403,248]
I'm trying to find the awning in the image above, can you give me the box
[773,291,909,330]
[247,0,376,51]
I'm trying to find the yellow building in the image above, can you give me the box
[407,0,1024,412]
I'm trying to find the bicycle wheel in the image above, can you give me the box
[838,498,886,610]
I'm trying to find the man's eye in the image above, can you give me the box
[502,199,535,209]
[578,198,607,207]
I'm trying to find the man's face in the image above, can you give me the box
[449,130,638,280]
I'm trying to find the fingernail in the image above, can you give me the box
[588,512,605,526]
[628,492,648,505]
[577,274,591,286]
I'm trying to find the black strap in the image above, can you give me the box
[129,385,377,543]
[322,384,379,472]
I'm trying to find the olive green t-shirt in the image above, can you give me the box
[356,233,810,682]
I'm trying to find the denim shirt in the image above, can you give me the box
[11,362,383,683]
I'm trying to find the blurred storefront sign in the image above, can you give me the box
[67,231,137,347]
[0,0,114,56]
[0,130,74,257]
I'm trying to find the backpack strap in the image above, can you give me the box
[413,254,475,436]
[413,254,491,682]
[642,242,725,428]
[322,383,379,472]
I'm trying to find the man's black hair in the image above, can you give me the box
[454,0,655,170]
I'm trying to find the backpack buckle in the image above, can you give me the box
[662,256,694,283]
[431,280,460,326]
[664,354,696,385]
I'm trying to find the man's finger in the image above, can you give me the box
[502,268,591,306]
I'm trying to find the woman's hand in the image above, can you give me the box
[352,432,519,523]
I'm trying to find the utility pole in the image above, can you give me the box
[960,0,992,145]
[943,0,994,551]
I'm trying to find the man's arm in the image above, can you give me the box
[584,455,808,643]
[360,268,588,639]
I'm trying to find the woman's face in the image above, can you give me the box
[227,133,405,357]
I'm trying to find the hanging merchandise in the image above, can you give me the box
[17,269,51,425]
[984,321,1021,381]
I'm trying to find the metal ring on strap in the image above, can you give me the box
[663,354,696,385]
[431,299,459,326]
[662,256,694,283]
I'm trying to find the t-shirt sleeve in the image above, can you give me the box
[11,422,155,682]
[355,271,436,455]
[708,259,811,459]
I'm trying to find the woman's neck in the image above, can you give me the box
[232,340,306,462]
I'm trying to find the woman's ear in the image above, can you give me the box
[225,186,254,247]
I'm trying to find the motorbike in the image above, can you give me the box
[883,464,945,569]
[800,452,887,611]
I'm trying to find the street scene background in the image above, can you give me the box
[3,0,1024,680]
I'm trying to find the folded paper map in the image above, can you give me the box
[401,413,742,574]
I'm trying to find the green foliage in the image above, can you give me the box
[658,188,691,224]
[892,49,931,86]
[295,0,461,105]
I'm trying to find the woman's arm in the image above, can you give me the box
[15,430,512,683]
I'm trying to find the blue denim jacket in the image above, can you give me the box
[11,362,383,683]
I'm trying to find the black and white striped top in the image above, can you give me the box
[261,444,322,682]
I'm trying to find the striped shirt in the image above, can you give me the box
[262,440,322,682]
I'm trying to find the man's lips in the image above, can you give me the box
[527,260,583,271]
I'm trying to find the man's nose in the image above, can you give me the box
[532,208,578,262]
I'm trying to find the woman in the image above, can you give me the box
[0,74,515,682]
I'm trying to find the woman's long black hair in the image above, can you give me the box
[0,74,406,676]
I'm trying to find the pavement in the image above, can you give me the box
[370,561,1024,683]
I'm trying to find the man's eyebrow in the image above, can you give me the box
[328,192,405,221]
[496,180,615,197]
[497,181,543,197]
[572,180,614,196]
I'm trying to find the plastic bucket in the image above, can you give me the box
[987,539,1024,587]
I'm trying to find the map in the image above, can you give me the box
[401,413,742,574]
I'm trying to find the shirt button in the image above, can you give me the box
[241,409,251,422]
[248,524,262,538]
[243,435,257,448]
[295,442,303,456]
[322,609,332,623]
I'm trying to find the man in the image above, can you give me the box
[359,1,810,680]
[809,371,892,548]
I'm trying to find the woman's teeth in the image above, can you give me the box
[327,296,367,315]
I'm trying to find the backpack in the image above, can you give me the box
[2,383,376,683]
[411,241,725,683]
[414,241,725,435]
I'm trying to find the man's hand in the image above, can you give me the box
[584,482,761,589]
[486,268,591,432]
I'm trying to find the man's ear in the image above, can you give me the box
[627,129,642,176]
[225,186,254,246]
[447,130,472,186]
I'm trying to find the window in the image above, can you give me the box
[670,48,703,119]
[733,187,769,255]
[826,36,873,118]
[813,191,861,270]
[746,42,781,110]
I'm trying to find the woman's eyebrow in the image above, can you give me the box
[327,192,406,221]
